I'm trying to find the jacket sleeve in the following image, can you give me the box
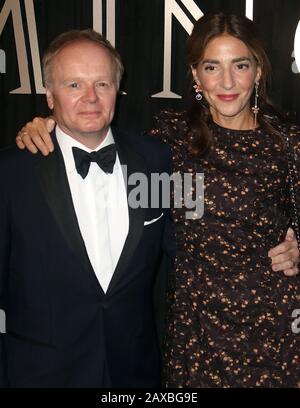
[0,162,10,387]
[153,137,176,352]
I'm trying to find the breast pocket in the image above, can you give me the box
[144,212,164,227]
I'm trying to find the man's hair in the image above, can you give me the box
[42,29,124,89]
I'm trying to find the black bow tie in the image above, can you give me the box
[72,144,117,179]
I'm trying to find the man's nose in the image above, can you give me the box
[83,84,98,102]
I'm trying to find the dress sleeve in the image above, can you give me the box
[287,124,300,242]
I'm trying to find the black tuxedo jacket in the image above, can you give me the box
[0,128,173,387]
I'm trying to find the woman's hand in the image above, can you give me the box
[16,117,56,156]
[268,228,299,276]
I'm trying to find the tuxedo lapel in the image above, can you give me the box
[36,134,104,296]
[107,129,146,294]
[36,129,148,296]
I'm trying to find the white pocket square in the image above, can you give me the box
[144,212,164,226]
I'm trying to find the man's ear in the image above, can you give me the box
[46,87,54,110]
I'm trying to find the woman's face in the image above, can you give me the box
[192,34,261,129]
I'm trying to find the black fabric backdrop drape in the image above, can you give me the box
[0,0,300,148]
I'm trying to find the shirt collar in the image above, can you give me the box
[56,126,115,173]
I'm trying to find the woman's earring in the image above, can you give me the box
[252,82,259,127]
[193,83,203,101]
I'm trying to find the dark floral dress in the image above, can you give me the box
[151,111,300,388]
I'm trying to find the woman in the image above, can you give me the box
[16,13,300,387]
[151,13,300,387]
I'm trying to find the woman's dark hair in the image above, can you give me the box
[186,12,285,155]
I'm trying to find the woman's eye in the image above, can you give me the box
[236,63,249,70]
[69,82,79,88]
[204,65,217,72]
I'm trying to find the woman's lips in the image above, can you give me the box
[217,94,239,101]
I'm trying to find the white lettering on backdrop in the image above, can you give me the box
[0,0,298,98]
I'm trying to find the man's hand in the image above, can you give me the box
[268,228,299,276]
[16,117,56,156]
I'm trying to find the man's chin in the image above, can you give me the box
[83,120,109,130]
[77,124,108,135]
[80,129,107,137]
[77,125,110,139]
[59,122,110,142]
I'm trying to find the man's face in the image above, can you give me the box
[46,41,118,147]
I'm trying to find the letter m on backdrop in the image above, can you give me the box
[0,48,5,73]
[0,0,43,93]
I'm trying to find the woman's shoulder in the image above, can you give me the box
[148,109,189,146]
[262,113,300,139]
[269,116,300,153]
[276,119,300,145]
[287,123,300,156]
[153,109,187,123]
[263,113,300,133]
[287,122,300,136]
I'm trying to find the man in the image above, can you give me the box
[0,29,171,387]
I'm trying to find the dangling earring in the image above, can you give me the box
[252,82,259,127]
[193,83,203,101]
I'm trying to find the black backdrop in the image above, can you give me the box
[0,0,300,148]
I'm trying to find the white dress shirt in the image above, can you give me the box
[56,126,129,293]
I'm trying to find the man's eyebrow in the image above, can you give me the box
[62,78,82,83]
